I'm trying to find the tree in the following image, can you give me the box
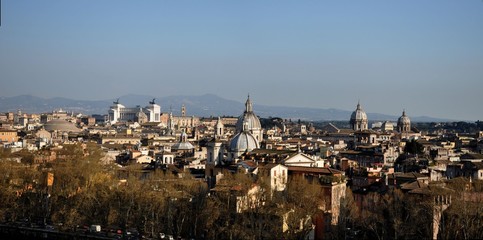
[439,178,483,240]
[0,160,40,222]
[49,143,111,230]
[330,188,359,240]
[279,175,322,240]
[404,139,424,155]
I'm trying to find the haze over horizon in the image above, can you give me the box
[1,1,482,120]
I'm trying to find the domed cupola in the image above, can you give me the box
[397,110,411,133]
[350,102,368,131]
[229,131,259,154]
[229,121,259,161]
[43,119,81,133]
[235,95,263,141]
[172,130,194,151]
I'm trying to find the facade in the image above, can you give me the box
[40,114,54,124]
[207,140,224,166]
[172,115,200,129]
[206,117,226,166]
[160,105,200,132]
[108,99,161,124]
[271,164,288,192]
[80,116,96,126]
[283,152,317,167]
[354,130,379,145]
[0,129,18,143]
[155,152,175,165]
[99,135,141,145]
[134,155,154,164]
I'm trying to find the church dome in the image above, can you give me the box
[350,102,367,122]
[236,112,261,131]
[235,95,261,132]
[397,110,411,133]
[172,142,194,151]
[229,131,259,153]
[172,131,194,151]
[43,119,80,132]
[398,110,411,125]
[350,102,368,131]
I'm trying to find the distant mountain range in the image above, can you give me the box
[0,94,453,122]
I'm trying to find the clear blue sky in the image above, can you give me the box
[1,1,482,120]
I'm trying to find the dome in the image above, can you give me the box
[236,112,261,131]
[350,102,368,131]
[172,131,194,151]
[398,110,411,125]
[171,142,194,151]
[235,95,261,132]
[229,131,259,153]
[350,102,367,122]
[397,110,411,133]
[43,119,80,132]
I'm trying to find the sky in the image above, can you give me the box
[0,1,482,121]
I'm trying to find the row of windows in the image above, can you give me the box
[0,132,16,136]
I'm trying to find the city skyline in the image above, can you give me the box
[0,93,460,122]
[1,1,483,120]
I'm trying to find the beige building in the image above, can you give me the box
[0,129,18,143]
[100,135,141,145]
[270,164,288,192]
